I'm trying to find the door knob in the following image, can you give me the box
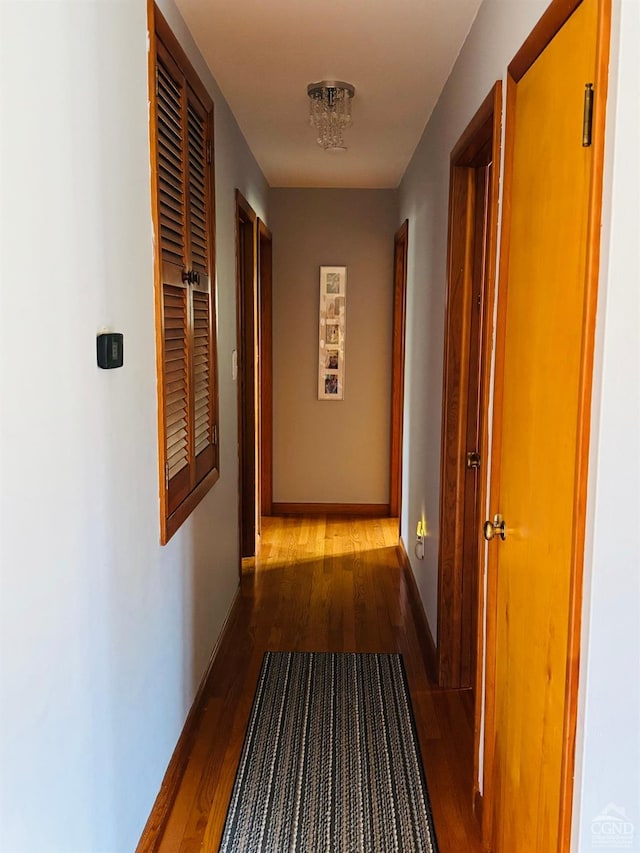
[483,513,506,541]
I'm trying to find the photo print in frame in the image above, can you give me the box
[318,266,346,400]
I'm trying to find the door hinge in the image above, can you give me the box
[206,139,212,164]
[582,83,594,147]
[155,65,159,97]
[165,462,169,489]
[213,424,218,446]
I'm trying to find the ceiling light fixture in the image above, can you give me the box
[307,80,356,152]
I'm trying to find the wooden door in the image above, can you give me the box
[236,192,257,562]
[258,221,273,518]
[438,84,501,694]
[390,220,408,518]
[486,0,608,849]
[460,162,490,693]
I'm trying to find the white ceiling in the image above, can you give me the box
[174,0,483,188]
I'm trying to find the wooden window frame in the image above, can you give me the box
[148,4,219,544]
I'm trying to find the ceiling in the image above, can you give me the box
[174,0,483,188]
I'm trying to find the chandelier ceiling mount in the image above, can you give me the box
[307,80,356,152]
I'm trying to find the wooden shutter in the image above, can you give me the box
[152,7,219,543]
[186,89,216,483]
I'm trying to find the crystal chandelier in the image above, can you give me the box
[307,81,356,151]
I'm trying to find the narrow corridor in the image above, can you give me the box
[146,517,482,852]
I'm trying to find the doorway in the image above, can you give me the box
[258,220,273,518]
[437,83,502,705]
[390,220,408,519]
[235,191,258,563]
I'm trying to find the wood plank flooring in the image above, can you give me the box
[148,516,483,852]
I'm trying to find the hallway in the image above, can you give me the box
[143,517,483,852]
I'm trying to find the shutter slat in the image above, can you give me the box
[163,283,189,484]
[166,411,187,432]
[159,168,183,198]
[159,183,184,210]
[157,58,186,271]
[187,99,209,274]
[160,201,184,229]
[192,290,212,456]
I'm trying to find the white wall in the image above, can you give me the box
[573,0,640,848]
[270,189,397,505]
[0,0,267,850]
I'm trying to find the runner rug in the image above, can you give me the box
[219,651,439,852]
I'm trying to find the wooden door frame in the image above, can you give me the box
[481,1,611,848]
[257,219,273,517]
[436,83,502,698]
[390,220,409,518]
[235,191,258,566]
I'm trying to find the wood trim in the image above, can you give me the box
[147,0,167,543]
[258,220,273,517]
[482,3,611,849]
[472,80,502,809]
[397,537,438,684]
[509,0,583,81]
[437,82,502,690]
[558,0,611,847]
[482,69,517,853]
[136,587,241,853]
[390,220,409,517]
[164,468,220,542]
[271,503,390,517]
[450,86,499,164]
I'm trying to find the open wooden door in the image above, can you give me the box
[437,84,501,697]
[390,221,408,519]
[236,192,257,563]
[483,0,610,849]
[258,220,273,518]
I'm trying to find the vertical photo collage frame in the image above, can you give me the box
[318,266,346,400]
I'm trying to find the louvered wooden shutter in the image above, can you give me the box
[152,12,218,541]
[185,89,216,483]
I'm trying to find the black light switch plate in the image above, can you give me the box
[97,333,124,369]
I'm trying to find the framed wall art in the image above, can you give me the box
[318,266,346,400]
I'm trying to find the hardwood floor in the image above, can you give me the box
[144,516,483,852]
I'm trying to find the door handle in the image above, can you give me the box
[483,513,506,541]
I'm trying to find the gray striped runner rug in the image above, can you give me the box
[219,651,438,852]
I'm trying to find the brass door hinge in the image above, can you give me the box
[582,83,594,147]
[206,139,212,164]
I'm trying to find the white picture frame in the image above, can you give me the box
[318,266,346,400]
